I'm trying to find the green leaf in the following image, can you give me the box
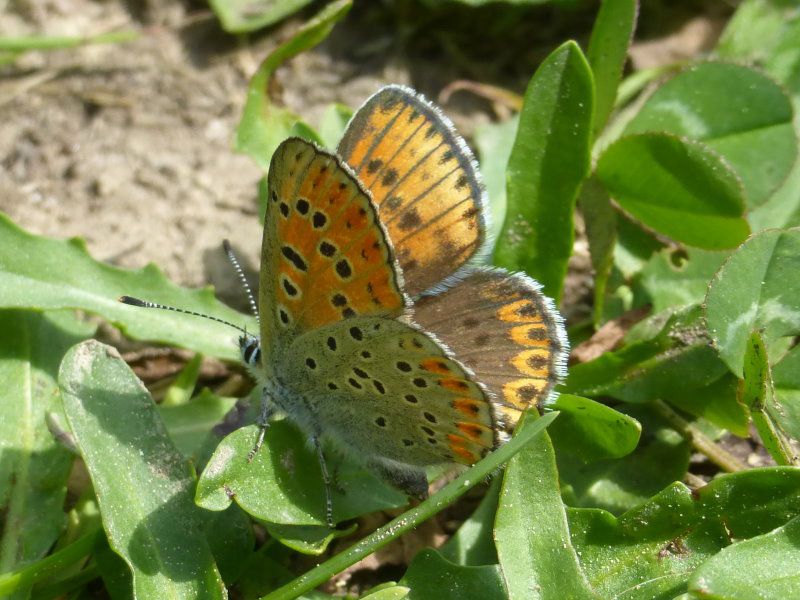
[578,176,617,325]
[399,549,505,600]
[638,248,729,313]
[741,331,795,464]
[695,467,800,539]
[474,115,519,243]
[596,133,750,249]
[495,414,597,600]
[493,41,594,302]
[587,0,638,137]
[209,0,315,33]
[359,585,410,599]
[162,353,202,407]
[664,373,749,438]
[548,394,641,461]
[0,311,93,593]
[317,102,354,150]
[564,306,728,404]
[158,389,238,461]
[0,213,255,360]
[716,0,800,98]
[689,514,800,599]
[262,522,356,556]
[205,506,255,585]
[196,421,406,526]
[750,156,800,231]
[559,405,691,514]
[236,0,352,169]
[439,479,500,566]
[58,340,226,599]
[624,61,797,208]
[705,227,800,376]
[774,344,800,442]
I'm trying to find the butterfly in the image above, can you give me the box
[239,85,568,526]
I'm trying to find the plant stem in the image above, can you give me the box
[652,399,747,472]
[30,563,100,600]
[260,412,559,600]
[0,528,102,597]
[0,30,138,52]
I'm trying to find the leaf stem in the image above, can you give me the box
[652,399,747,472]
[260,412,559,600]
[0,528,102,596]
[0,30,138,52]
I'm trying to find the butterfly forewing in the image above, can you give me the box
[413,269,568,429]
[338,85,487,297]
[260,138,406,369]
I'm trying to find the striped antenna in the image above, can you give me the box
[222,239,259,321]
[119,295,249,336]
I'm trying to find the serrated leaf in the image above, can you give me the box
[705,227,800,376]
[596,133,750,249]
[0,310,93,594]
[236,1,352,168]
[0,213,255,360]
[495,414,598,600]
[59,340,226,599]
[624,61,797,208]
[493,41,594,302]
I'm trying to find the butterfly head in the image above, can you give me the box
[239,333,261,369]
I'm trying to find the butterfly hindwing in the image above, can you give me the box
[338,85,487,297]
[412,268,568,429]
[260,138,406,369]
[281,316,497,467]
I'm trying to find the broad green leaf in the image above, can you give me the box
[209,0,315,33]
[741,331,795,464]
[0,213,254,360]
[578,176,617,325]
[399,549,505,600]
[705,227,800,376]
[564,307,728,404]
[474,115,519,243]
[0,311,93,595]
[596,133,750,249]
[158,389,238,461]
[696,467,800,539]
[495,414,597,600]
[205,506,254,585]
[196,421,406,526]
[774,344,800,442]
[587,0,638,137]
[548,394,641,461]
[664,374,749,438]
[689,514,800,599]
[439,478,500,566]
[59,340,226,599]
[625,62,797,207]
[750,157,800,231]
[638,248,729,313]
[493,41,594,302]
[717,0,800,98]
[568,503,725,600]
[559,405,690,514]
[236,0,352,169]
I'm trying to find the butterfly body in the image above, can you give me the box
[244,86,568,524]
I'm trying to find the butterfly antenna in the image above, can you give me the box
[222,239,259,322]
[119,296,250,336]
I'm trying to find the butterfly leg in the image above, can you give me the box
[369,460,429,500]
[313,436,335,528]
[248,387,276,462]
